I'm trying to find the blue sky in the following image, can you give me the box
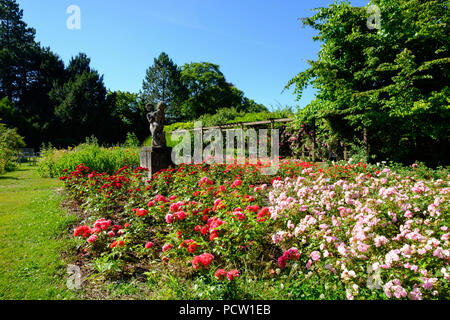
[18,0,369,111]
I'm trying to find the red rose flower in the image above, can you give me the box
[214,269,227,280]
[192,253,214,270]
[227,269,240,281]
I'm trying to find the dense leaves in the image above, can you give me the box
[0,121,24,173]
[287,0,450,166]
[0,0,66,147]
[37,140,139,178]
[141,52,188,123]
[179,62,267,120]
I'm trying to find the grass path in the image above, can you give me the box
[0,165,77,299]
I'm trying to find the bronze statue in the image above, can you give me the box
[146,101,167,148]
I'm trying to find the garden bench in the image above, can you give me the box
[17,148,38,165]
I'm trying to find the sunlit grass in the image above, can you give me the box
[0,165,78,299]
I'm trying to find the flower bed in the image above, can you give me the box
[59,161,449,299]
[269,167,449,299]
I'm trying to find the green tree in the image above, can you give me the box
[50,53,112,146]
[0,96,18,125]
[0,0,37,101]
[107,90,148,142]
[141,52,187,123]
[109,90,140,126]
[1,0,67,147]
[228,85,267,113]
[20,47,66,146]
[180,62,243,119]
[287,0,450,165]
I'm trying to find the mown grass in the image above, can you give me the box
[0,165,78,299]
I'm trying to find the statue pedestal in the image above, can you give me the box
[140,146,174,177]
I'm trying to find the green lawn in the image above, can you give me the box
[0,165,78,299]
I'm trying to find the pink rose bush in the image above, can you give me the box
[268,164,449,300]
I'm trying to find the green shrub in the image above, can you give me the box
[123,132,140,147]
[198,108,244,126]
[164,121,195,133]
[162,109,293,134]
[0,122,25,174]
[37,140,140,177]
[228,109,293,124]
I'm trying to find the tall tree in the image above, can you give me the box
[20,47,65,146]
[286,0,450,165]
[180,62,242,119]
[0,0,37,102]
[141,52,187,123]
[50,53,111,146]
[0,0,67,147]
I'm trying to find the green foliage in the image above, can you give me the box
[228,109,293,124]
[0,0,37,103]
[164,121,195,133]
[198,107,244,127]
[160,108,294,156]
[180,62,235,118]
[0,97,19,127]
[179,62,267,120]
[0,1,66,148]
[141,52,188,123]
[37,139,140,178]
[0,122,25,174]
[287,0,450,166]
[49,53,119,146]
[161,108,294,156]
[109,91,140,127]
[123,132,140,147]
[107,90,148,143]
[92,253,121,278]
[164,108,293,131]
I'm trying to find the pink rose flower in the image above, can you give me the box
[310,251,321,261]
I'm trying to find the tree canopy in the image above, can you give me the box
[0,0,67,147]
[179,62,266,119]
[141,57,268,122]
[141,52,187,123]
[287,0,449,165]
[49,53,113,145]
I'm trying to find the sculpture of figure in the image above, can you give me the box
[146,101,167,148]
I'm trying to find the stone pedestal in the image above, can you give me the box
[140,146,174,177]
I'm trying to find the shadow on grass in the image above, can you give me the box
[0,166,36,180]
[0,175,19,180]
